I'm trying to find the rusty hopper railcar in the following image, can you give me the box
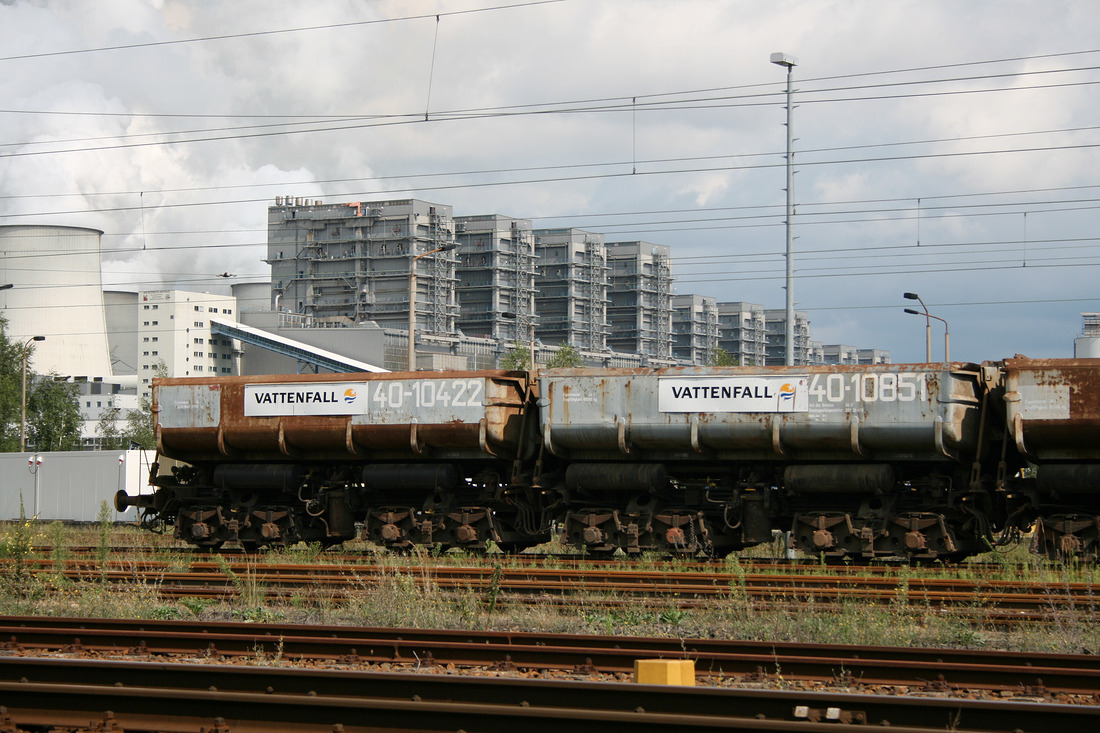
[538,363,1015,560]
[1002,358,1100,558]
[119,371,546,550]
[118,358,1100,561]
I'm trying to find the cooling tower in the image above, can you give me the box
[0,225,113,378]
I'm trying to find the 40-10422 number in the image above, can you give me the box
[808,372,929,403]
[371,378,484,409]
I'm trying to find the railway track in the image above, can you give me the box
[32,544,1052,576]
[7,556,1099,616]
[0,615,1097,698]
[4,655,1098,733]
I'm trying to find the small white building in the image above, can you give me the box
[137,290,240,399]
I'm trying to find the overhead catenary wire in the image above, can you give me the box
[3,54,1100,159]
[4,138,1100,224]
[0,1,566,63]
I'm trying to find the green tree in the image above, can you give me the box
[0,316,82,452]
[26,378,82,451]
[545,342,582,368]
[707,347,739,367]
[500,344,531,371]
[0,320,23,451]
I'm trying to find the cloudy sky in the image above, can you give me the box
[1,0,1098,364]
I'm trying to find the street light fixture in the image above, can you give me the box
[21,335,45,452]
[771,52,798,366]
[408,243,457,371]
[903,292,949,364]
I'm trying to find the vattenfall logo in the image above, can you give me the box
[343,388,358,404]
[779,383,796,401]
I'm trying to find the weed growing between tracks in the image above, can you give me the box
[2,521,1100,654]
[343,561,456,629]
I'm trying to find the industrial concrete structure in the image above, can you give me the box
[267,198,458,335]
[103,290,139,376]
[231,281,273,316]
[1075,313,1100,358]
[454,214,537,343]
[0,225,113,378]
[605,241,674,362]
[671,294,719,365]
[533,228,609,352]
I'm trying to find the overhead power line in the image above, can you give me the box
[0,1,565,62]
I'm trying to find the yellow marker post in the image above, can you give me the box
[633,659,695,686]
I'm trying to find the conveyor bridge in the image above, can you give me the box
[210,317,388,374]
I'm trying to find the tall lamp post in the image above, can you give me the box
[21,335,45,452]
[408,243,457,371]
[903,292,949,364]
[771,52,798,366]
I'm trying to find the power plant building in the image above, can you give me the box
[267,198,459,334]
[262,198,889,367]
[605,241,674,362]
[716,302,767,366]
[671,293,719,365]
[454,214,537,343]
[533,228,609,353]
[764,308,813,366]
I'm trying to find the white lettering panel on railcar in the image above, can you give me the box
[245,383,369,416]
[658,376,809,413]
[244,378,487,419]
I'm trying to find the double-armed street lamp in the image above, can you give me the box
[21,335,45,452]
[903,292,949,364]
[408,243,457,371]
